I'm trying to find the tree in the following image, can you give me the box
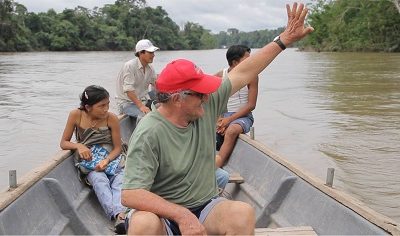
[200,30,217,49]
[0,0,15,50]
[182,22,203,49]
[1,0,292,52]
[301,0,400,52]
[392,0,400,13]
[0,0,13,21]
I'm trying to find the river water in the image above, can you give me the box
[0,49,399,222]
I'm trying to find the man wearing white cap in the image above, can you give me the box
[116,39,159,118]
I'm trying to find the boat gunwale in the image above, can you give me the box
[0,150,71,211]
[238,133,400,235]
[1,129,399,235]
[0,114,129,211]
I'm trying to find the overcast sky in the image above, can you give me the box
[15,0,312,33]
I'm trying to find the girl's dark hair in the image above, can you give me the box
[79,85,109,111]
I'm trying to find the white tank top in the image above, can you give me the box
[223,68,248,112]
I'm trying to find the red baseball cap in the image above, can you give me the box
[156,59,222,94]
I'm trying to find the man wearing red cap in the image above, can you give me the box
[122,3,314,235]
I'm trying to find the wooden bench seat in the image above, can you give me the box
[228,173,244,184]
[255,226,317,236]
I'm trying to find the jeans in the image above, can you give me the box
[87,168,126,220]
[120,102,144,118]
[119,91,156,118]
[216,168,229,189]
[221,112,254,133]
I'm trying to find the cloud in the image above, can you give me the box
[146,0,292,32]
[16,0,116,13]
[15,0,311,33]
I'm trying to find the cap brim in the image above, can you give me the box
[145,46,159,52]
[190,74,222,94]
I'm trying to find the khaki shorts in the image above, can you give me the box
[125,196,225,235]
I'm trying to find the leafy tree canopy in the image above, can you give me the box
[1,0,398,52]
[300,0,400,52]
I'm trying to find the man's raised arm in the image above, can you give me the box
[228,2,314,95]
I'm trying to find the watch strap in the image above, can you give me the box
[274,36,286,50]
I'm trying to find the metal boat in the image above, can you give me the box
[0,115,399,235]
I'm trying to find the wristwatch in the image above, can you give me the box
[273,35,286,50]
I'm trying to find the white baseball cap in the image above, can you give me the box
[135,39,159,53]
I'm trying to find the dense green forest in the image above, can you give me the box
[301,0,400,52]
[0,0,283,51]
[0,0,399,52]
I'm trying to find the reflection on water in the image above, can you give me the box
[317,53,400,220]
[0,50,399,222]
[248,50,400,222]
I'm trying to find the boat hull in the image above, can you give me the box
[224,135,397,235]
[0,115,398,235]
[0,151,113,234]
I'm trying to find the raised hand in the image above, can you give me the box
[280,2,314,46]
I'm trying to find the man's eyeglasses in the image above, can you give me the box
[183,91,207,100]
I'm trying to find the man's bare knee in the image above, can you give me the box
[128,211,165,235]
[205,200,255,235]
[225,124,243,138]
[226,202,255,234]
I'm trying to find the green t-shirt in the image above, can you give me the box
[122,78,232,208]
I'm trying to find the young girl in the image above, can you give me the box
[60,85,126,234]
